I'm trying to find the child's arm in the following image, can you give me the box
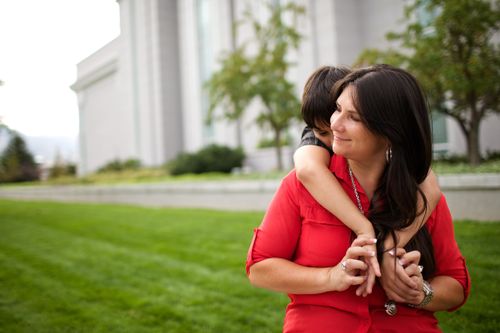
[293,145,381,296]
[293,145,375,238]
[384,169,441,250]
[379,170,442,296]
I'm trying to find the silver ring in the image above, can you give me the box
[341,260,347,271]
[418,265,424,273]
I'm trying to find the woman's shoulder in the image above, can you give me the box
[280,169,321,206]
[425,193,452,231]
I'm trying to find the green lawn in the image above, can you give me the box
[0,200,498,333]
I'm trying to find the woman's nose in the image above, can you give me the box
[330,111,341,131]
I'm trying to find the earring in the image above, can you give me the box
[385,147,393,163]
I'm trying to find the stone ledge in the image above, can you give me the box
[1,173,499,221]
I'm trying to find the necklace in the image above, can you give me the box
[349,162,396,316]
[348,164,364,214]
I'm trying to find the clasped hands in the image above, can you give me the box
[332,236,425,305]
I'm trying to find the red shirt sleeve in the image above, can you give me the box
[427,195,471,311]
[246,172,302,275]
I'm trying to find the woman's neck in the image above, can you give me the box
[347,158,386,201]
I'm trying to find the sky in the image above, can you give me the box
[0,0,120,138]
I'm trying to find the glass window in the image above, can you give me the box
[431,111,448,156]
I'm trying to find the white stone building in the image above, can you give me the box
[71,0,500,175]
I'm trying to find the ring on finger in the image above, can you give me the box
[341,260,348,271]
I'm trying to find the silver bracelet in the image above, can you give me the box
[407,280,433,308]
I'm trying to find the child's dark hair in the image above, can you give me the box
[301,66,351,129]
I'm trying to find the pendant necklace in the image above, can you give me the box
[348,162,397,316]
[347,164,363,214]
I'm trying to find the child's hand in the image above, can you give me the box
[353,235,380,297]
[379,248,421,302]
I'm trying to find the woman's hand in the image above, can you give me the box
[379,249,423,303]
[329,236,376,292]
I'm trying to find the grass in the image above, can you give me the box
[0,200,498,332]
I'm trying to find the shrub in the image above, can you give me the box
[433,154,468,164]
[0,134,40,183]
[48,162,77,179]
[167,144,245,175]
[97,158,142,173]
[485,150,500,161]
[48,152,77,179]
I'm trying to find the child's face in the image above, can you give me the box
[312,123,333,148]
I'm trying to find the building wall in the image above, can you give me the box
[72,38,137,175]
[72,0,499,174]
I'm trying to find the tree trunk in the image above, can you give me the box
[274,129,283,171]
[467,121,481,166]
[451,113,482,166]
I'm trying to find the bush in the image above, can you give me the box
[433,154,468,164]
[433,151,500,164]
[48,162,77,179]
[97,158,142,173]
[485,150,500,161]
[0,134,40,183]
[47,152,77,179]
[167,144,245,175]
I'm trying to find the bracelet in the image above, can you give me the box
[407,280,433,308]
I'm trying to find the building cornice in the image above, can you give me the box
[71,58,118,92]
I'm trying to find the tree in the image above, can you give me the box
[205,46,253,147]
[0,133,39,183]
[205,1,304,170]
[356,0,500,166]
[246,1,304,170]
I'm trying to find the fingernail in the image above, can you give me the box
[370,251,375,257]
[398,259,405,266]
[373,238,377,243]
[388,250,395,256]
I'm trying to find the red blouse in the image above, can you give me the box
[246,155,470,333]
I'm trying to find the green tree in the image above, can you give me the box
[205,46,253,147]
[246,1,304,170]
[205,1,304,170]
[0,133,39,183]
[356,0,500,166]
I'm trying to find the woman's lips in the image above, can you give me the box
[334,136,349,142]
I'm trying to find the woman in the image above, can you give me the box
[246,65,470,332]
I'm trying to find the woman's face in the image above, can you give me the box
[330,85,387,161]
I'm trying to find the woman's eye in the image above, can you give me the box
[348,114,360,122]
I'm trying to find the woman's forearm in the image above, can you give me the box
[248,258,334,294]
[421,276,465,312]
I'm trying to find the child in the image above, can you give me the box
[294,66,441,296]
